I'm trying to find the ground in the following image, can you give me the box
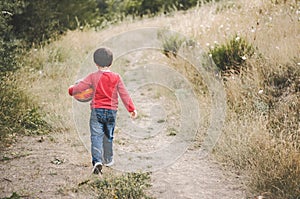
[0,132,247,198]
[1,49,247,199]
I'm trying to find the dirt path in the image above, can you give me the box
[150,150,245,199]
[0,131,246,199]
[0,132,93,198]
[0,86,247,199]
[1,35,247,199]
[113,50,247,198]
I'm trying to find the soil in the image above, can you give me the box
[0,131,246,199]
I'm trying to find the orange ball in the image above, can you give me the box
[73,87,94,102]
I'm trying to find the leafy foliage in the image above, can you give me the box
[0,0,97,144]
[0,0,22,74]
[11,0,99,46]
[5,0,211,47]
[97,0,200,19]
[209,35,254,73]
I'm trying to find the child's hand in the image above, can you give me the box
[68,85,74,96]
[130,110,138,119]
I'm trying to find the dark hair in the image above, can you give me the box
[93,48,113,67]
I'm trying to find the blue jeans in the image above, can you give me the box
[90,108,117,166]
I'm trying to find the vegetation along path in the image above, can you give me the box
[1,40,247,199]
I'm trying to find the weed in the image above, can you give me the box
[1,192,21,199]
[88,172,153,199]
[167,128,177,136]
[158,30,189,57]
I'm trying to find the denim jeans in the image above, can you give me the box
[90,108,117,166]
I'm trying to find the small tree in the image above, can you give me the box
[11,0,99,46]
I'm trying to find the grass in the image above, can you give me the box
[4,0,300,198]
[0,192,21,199]
[0,73,51,147]
[78,172,153,199]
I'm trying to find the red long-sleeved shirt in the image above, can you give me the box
[69,70,135,112]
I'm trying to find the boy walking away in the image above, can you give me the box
[68,48,137,174]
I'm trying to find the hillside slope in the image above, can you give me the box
[1,0,299,198]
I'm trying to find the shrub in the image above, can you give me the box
[209,35,254,73]
[0,0,22,74]
[88,172,153,199]
[11,0,99,46]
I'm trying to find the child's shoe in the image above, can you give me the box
[104,159,114,167]
[92,162,102,174]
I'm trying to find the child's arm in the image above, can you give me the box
[68,75,93,96]
[117,77,137,118]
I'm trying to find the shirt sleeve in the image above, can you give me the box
[117,76,136,112]
[69,74,93,96]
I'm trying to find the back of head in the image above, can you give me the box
[93,48,113,67]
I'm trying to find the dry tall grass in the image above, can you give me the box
[17,0,299,198]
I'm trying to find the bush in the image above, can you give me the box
[0,1,22,74]
[11,0,99,46]
[88,172,153,199]
[209,35,254,73]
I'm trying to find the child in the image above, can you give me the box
[68,48,137,174]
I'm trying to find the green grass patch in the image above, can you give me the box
[86,172,153,199]
[1,192,21,199]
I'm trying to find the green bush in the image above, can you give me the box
[0,1,22,74]
[209,35,254,73]
[96,0,219,25]
[11,0,99,46]
[89,172,153,199]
